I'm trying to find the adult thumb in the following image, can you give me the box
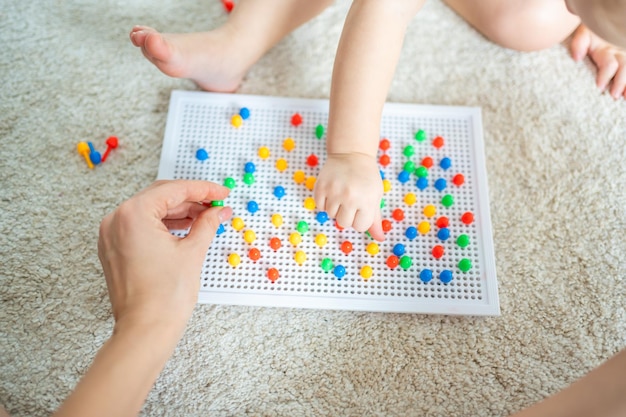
[183,206,233,257]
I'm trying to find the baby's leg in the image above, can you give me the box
[443,0,626,98]
[130,0,333,91]
[441,0,579,52]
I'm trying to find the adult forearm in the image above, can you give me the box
[52,320,185,417]
[327,0,424,156]
[511,348,626,417]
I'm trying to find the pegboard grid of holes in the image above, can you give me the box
[170,101,483,302]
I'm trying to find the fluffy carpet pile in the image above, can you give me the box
[1,0,624,416]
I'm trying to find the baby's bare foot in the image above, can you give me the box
[130,25,247,92]
[570,24,626,99]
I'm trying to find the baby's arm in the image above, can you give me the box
[314,0,424,241]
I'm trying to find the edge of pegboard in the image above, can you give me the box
[467,108,500,315]
[160,90,500,316]
[164,89,488,119]
[198,290,500,316]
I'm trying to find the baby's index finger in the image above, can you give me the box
[145,180,231,217]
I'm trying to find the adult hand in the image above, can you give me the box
[98,180,232,333]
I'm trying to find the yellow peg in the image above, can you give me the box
[77,142,94,169]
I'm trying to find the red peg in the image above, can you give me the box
[291,113,302,126]
[101,136,118,162]
[222,0,234,12]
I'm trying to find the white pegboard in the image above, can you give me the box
[158,90,499,315]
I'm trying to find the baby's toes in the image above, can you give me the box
[130,31,146,47]
[143,31,177,64]
[132,25,156,34]
[130,26,159,47]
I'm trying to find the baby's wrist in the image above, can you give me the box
[326,131,379,157]
[326,150,377,160]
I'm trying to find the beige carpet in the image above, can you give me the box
[1,0,625,416]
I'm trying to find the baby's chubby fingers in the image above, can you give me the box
[352,208,385,242]
[351,208,372,233]
[335,205,358,231]
[316,195,340,220]
[591,46,620,92]
[609,54,626,99]
[314,153,384,236]
[570,25,591,62]
[367,210,385,242]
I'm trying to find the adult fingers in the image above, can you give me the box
[163,201,209,221]
[163,218,194,230]
[181,206,233,259]
[139,180,230,220]
[163,202,227,230]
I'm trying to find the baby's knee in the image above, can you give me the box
[484,1,579,52]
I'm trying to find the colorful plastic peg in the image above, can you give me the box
[222,0,234,12]
[291,113,303,126]
[86,142,101,166]
[101,136,119,162]
[77,142,94,169]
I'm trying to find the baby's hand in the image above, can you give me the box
[571,24,626,99]
[314,153,385,241]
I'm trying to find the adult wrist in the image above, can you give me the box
[113,310,189,345]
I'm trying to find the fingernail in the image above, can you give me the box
[217,208,227,222]
[217,207,232,222]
